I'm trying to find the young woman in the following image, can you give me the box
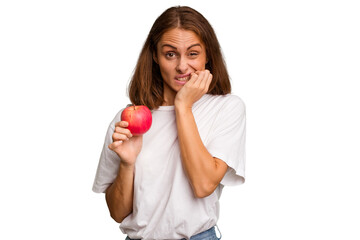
[93,6,246,240]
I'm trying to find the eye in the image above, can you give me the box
[189,52,199,58]
[165,52,176,58]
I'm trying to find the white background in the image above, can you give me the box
[1,0,359,239]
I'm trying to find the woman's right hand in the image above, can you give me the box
[108,121,143,166]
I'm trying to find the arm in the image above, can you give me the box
[105,121,142,223]
[175,70,228,198]
[105,162,135,223]
[175,106,228,198]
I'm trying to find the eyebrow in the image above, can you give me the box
[161,43,202,50]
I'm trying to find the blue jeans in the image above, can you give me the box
[125,226,221,240]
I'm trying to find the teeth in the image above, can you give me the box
[177,76,189,81]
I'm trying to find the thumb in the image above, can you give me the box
[108,141,122,151]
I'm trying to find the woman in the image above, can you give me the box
[93,6,246,240]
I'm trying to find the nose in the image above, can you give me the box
[176,57,188,73]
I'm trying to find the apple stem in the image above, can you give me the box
[133,104,136,110]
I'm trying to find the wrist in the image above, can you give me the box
[175,103,192,113]
[119,161,135,170]
[174,96,192,109]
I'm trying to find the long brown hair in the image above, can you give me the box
[128,6,231,110]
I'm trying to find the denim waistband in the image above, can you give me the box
[126,225,221,240]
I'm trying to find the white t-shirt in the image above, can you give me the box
[93,94,246,240]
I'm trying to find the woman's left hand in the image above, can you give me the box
[174,69,213,109]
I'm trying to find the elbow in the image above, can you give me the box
[107,202,131,223]
[192,182,218,198]
[110,212,125,223]
[194,190,211,198]
[105,189,131,223]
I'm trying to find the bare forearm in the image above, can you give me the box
[175,106,226,198]
[105,162,135,223]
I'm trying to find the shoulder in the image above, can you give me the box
[198,94,245,112]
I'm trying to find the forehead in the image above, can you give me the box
[159,28,204,48]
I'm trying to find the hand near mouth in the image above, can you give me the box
[174,69,213,110]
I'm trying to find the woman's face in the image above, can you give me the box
[155,28,207,105]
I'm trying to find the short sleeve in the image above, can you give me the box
[206,95,246,186]
[92,110,123,193]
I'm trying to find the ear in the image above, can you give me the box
[153,51,158,64]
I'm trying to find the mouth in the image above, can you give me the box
[175,73,191,82]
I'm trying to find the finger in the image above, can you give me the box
[194,71,205,87]
[196,70,211,93]
[200,70,210,84]
[115,126,133,138]
[204,73,213,93]
[203,70,211,83]
[189,72,198,85]
[115,121,129,128]
[108,141,122,151]
[191,72,198,80]
[197,70,209,88]
[112,132,129,142]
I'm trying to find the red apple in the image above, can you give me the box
[121,105,152,136]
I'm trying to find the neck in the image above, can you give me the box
[162,84,176,106]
